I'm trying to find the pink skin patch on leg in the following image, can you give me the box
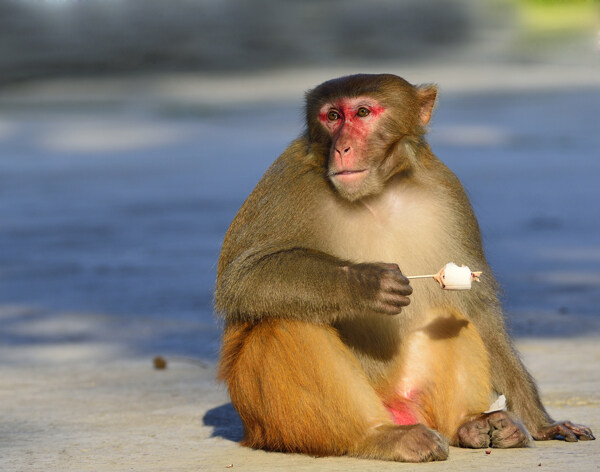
[385,403,418,425]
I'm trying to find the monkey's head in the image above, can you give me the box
[305,74,437,202]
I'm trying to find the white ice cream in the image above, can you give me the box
[434,262,481,290]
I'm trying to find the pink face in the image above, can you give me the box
[318,97,386,187]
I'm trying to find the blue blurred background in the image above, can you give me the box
[0,0,598,364]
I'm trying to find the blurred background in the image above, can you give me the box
[0,0,599,365]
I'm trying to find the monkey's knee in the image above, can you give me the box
[219,319,386,455]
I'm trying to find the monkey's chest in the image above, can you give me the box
[320,190,452,277]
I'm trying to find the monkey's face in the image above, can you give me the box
[317,97,390,201]
[305,74,437,202]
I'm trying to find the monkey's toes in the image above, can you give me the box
[563,421,595,441]
[427,429,451,461]
[536,421,596,442]
[400,424,449,462]
[457,416,491,448]
[578,431,595,440]
[490,425,529,448]
[457,411,532,449]
[488,413,532,448]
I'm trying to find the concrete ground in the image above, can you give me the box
[1,334,597,471]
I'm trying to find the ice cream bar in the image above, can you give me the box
[407,262,482,290]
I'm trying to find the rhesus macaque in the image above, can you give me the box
[215,74,594,462]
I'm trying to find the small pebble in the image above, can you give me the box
[153,356,167,370]
[485,449,491,455]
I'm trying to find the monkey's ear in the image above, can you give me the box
[416,85,437,126]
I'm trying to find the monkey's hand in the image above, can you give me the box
[532,421,595,442]
[348,262,412,315]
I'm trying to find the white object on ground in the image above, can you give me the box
[484,394,507,413]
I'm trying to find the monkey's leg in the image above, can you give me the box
[457,411,533,448]
[218,319,449,462]
[470,307,595,442]
[391,310,495,446]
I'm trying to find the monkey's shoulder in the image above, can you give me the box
[222,140,325,254]
[253,137,319,185]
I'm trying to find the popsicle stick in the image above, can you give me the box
[407,272,482,280]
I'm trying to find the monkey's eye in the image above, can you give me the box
[356,107,371,118]
[327,110,340,121]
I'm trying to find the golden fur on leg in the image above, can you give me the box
[219,319,389,456]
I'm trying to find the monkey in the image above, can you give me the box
[215,74,594,462]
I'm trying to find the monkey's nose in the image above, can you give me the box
[336,145,352,155]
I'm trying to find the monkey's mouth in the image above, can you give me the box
[329,169,371,201]
[332,169,369,179]
[330,169,370,200]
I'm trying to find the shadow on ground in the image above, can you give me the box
[204,403,244,443]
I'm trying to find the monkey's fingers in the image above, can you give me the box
[375,293,411,315]
[379,274,412,295]
[386,282,413,296]
[557,425,577,442]
[379,266,410,284]
[535,422,595,442]
[561,421,595,440]
[373,262,410,278]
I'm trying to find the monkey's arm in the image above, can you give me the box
[216,142,412,324]
[216,244,411,324]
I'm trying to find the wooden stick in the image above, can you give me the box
[407,271,482,280]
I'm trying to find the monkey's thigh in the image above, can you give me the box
[396,311,493,441]
[220,319,390,455]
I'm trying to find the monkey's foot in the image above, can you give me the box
[457,411,532,449]
[359,423,449,462]
[532,421,595,442]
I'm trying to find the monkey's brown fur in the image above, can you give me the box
[215,74,594,462]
